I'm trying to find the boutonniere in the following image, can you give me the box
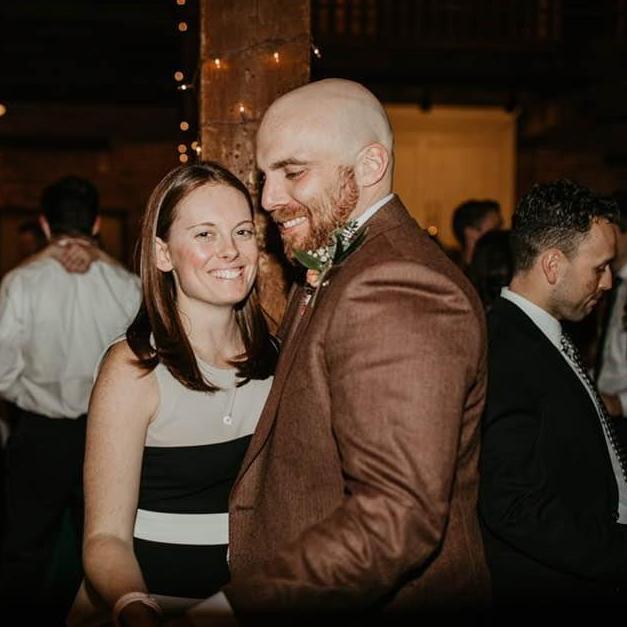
[293,219,368,293]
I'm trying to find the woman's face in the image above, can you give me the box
[156,182,258,311]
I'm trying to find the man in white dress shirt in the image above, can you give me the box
[0,176,141,616]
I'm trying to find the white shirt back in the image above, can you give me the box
[0,256,141,418]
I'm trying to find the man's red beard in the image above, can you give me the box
[272,166,359,261]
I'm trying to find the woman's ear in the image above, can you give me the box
[355,143,390,188]
[155,237,173,272]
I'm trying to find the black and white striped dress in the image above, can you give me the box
[132,358,272,608]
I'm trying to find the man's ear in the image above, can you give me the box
[91,215,101,237]
[38,215,52,241]
[355,143,389,187]
[155,237,173,272]
[540,248,564,285]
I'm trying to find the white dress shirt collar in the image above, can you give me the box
[353,193,395,230]
[500,287,562,349]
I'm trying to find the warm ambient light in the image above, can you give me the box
[273,51,280,63]
[179,121,190,131]
[176,0,186,5]
[174,71,184,81]
[178,21,188,32]
[214,58,221,69]
[0,103,6,117]
[179,153,189,163]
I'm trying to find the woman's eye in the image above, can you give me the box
[195,231,215,240]
[235,228,255,239]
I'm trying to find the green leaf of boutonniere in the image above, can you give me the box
[293,220,368,286]
[293,249,326,272]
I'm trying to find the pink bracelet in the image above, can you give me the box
[112,591,162,626]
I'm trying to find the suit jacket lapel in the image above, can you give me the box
[233,195,410,489]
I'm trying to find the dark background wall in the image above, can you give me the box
[1,0,626,273]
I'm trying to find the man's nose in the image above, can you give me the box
[261,177,287,212]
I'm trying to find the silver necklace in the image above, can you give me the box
[222,384,237,425]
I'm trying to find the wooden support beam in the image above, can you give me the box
[199,0,311,327]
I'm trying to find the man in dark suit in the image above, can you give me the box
[479,179,627,615]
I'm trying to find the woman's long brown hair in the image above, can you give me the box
[126,161,276,392]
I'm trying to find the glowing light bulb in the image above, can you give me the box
[180,121,190,131]
[176,0,186,5]
[174,71,184,81]
[0,103,6,117]
[178,144,187,154]
[214,58,221,69]
[179,154,189,163]
[178,21,188,32]
[273,51,280,63]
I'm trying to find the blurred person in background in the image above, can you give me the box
[451,198,503,270]
[0,175,141,622]
[468,229,514,312]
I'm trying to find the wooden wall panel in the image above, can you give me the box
[386,105,516,250]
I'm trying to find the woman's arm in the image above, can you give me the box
[82,340,161,624]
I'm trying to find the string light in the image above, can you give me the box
[178,21,188,32]
[0,103,6,117]
[178,144,187,153]
[273,51,280,63]
[179,154,189,163]
[177,83,193,91]
[174,71,184,81]
[214,57,222,69]
[176,0,186,5]
[180,121,190,131]
[311,42,322,58]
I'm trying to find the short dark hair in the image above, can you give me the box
[510,178,618,273]
[452,199,501,247]
[41,176,99,237]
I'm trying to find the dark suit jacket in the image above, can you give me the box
[479,296,627,606]
[225,196,491,614]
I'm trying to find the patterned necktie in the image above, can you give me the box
[561,332,627,482]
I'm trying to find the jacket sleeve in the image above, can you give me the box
[226,258,486,611]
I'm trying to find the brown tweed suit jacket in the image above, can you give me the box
[225,196,490,614]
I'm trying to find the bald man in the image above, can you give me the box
[214,79,489,621]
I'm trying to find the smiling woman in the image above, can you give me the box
[69,162,277,626]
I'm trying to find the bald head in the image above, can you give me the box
[259,79,393,165]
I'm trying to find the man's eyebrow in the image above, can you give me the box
[268,158,309,170]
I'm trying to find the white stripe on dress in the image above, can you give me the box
[133,509,228,546]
